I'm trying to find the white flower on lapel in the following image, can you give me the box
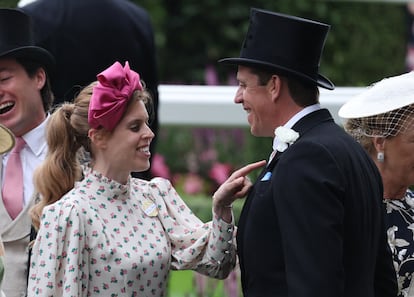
[274,126,300,152]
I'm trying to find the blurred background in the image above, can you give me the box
[2,0,411,86]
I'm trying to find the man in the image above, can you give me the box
[219,8,397,296]
[0,8,54,297]
[20,0,159,180]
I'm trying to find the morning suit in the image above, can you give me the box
[237,109,397,297]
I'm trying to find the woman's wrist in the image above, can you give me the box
[213,202,232,223]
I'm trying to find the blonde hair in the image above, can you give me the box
[31,81,152,230]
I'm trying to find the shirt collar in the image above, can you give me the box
[272,104,321,151]
[21,115,49,156]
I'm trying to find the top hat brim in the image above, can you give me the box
[219,57,334,90]
[0,124,15,154]
[0,46,55,73]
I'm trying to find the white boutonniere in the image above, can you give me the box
[274,126,300,152]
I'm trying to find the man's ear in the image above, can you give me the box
[35,67,47,90]
[88,128,107,149]
[269,75,282,103]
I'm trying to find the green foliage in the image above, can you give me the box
[168,270,232,297]
[134,0,407,86]
[157,125,267,171]
[180,193,244,225]
[3,0,407,86]
[156,125,269,190]
[0,0,16,7]
[154,125,270,229]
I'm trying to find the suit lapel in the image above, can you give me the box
[238,109,334,241]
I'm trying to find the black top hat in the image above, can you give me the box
[0,8,54,71]
[219,8,334,90]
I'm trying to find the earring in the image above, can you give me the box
[377,152,384,163]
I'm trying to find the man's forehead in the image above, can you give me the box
[0,57,20,71]
[237,66,259,82]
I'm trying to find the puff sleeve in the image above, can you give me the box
[28,200,88,297]
[145,177,237,279]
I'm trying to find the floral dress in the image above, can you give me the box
[27,168,236,297]
[384,189,414,297]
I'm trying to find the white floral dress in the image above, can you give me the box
[384,189,414,297]
[27,168,236,297]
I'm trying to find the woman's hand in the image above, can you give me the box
[213,160,266,222]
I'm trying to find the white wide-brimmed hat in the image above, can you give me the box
[0,124,15,154]
[338,71,414,119]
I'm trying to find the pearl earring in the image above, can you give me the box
[377,152,384,163]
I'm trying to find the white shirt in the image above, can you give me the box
[17,0,38,7]
[2,117,48,206]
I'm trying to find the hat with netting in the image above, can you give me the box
[339,71,414,119]
[339,71,414,138]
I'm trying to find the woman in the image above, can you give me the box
[27,61,265,296]
[339,71,414,296]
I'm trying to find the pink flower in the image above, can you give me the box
[209,162,232,184]
[199,148,217,163]
[183,173,204,195]
[150,153,171,179]
[205,64,219,85]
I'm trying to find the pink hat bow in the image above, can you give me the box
[88,61,143,131]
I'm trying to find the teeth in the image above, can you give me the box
[139,147,150,153]
[0,102,13,109]
[0,102,14,114]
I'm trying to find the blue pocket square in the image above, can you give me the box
[261,171,272,181]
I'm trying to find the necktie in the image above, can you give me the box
[2,137,25,219]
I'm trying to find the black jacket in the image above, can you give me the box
[237,109,397,297]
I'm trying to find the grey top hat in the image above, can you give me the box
[219,8,334,90]
[0,8,54,71]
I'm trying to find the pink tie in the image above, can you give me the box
[2,137,25,219]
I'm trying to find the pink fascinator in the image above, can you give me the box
[88,61,143,131]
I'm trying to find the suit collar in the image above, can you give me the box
[292,108,333,136]
[267,108,334,169]
[284,103,321,129]
[272,104,320,152]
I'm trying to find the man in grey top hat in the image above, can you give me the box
[219,8,397,297]
[0,8,54,297]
